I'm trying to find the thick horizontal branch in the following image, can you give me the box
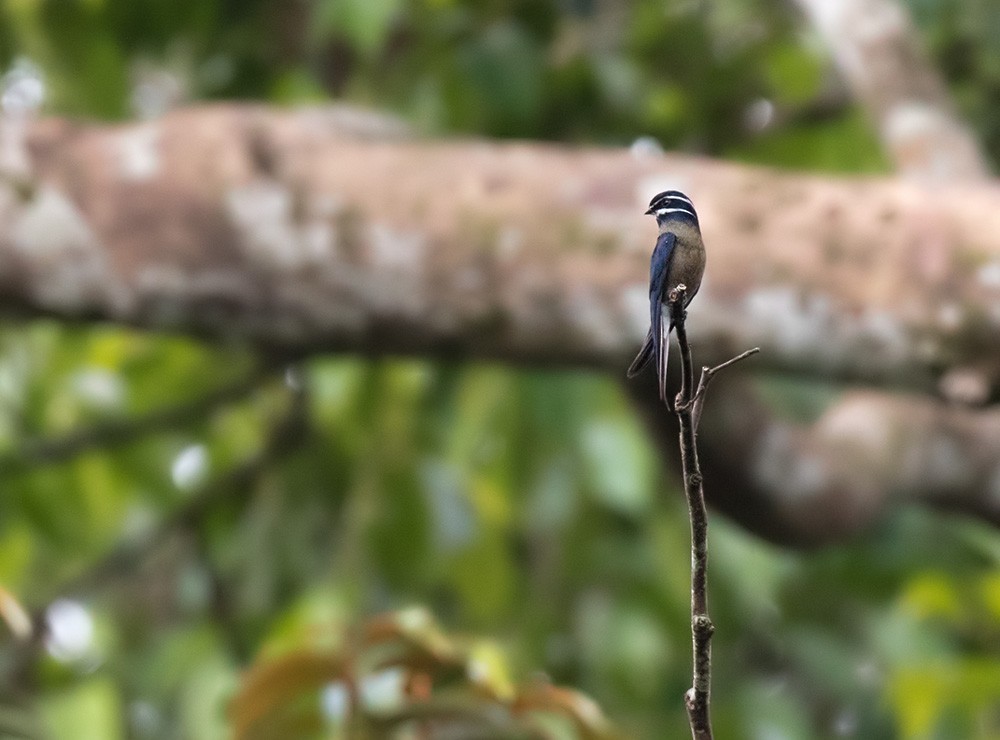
[3,104,1000,542]
[2,105,1000,392]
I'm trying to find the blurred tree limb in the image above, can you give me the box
[0,372,306,698]
[0,360,276,477]
[60,371,307,599]
[793,0,991,180]
[3,105,1000,544]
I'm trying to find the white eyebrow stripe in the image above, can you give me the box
[650,195,695,211]
[656,207,696,216]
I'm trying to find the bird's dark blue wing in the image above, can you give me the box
[628,231,675,379]
[649,231,675,401]
[648,231,675,303]
[626,232,677,395]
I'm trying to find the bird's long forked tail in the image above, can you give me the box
[627,328,653,379]
[654,313,670,404]
[626,316,671,404]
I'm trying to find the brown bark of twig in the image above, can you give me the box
[690,348,761,431]
[669,286,714,740]
[667,285,759,740]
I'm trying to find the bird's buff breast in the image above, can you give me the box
[666,232,706,302]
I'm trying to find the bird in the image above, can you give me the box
[627,190,706,403]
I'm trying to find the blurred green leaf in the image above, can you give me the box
[313,0,404,54]
[729,109,891,173]
[764,40,824,106]
[40,679,124,740]
[579,418,652,516]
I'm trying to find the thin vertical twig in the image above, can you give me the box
[666,285,758,740]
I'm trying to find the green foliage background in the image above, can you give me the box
[1,0,999,738]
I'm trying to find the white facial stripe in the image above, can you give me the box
[656,207,695,216]
[650,194,695,212]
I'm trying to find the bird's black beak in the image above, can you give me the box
[644,207,655,215]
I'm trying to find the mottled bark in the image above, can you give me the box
[3,104,1000,543]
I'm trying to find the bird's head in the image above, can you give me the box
[645,190,698,227]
